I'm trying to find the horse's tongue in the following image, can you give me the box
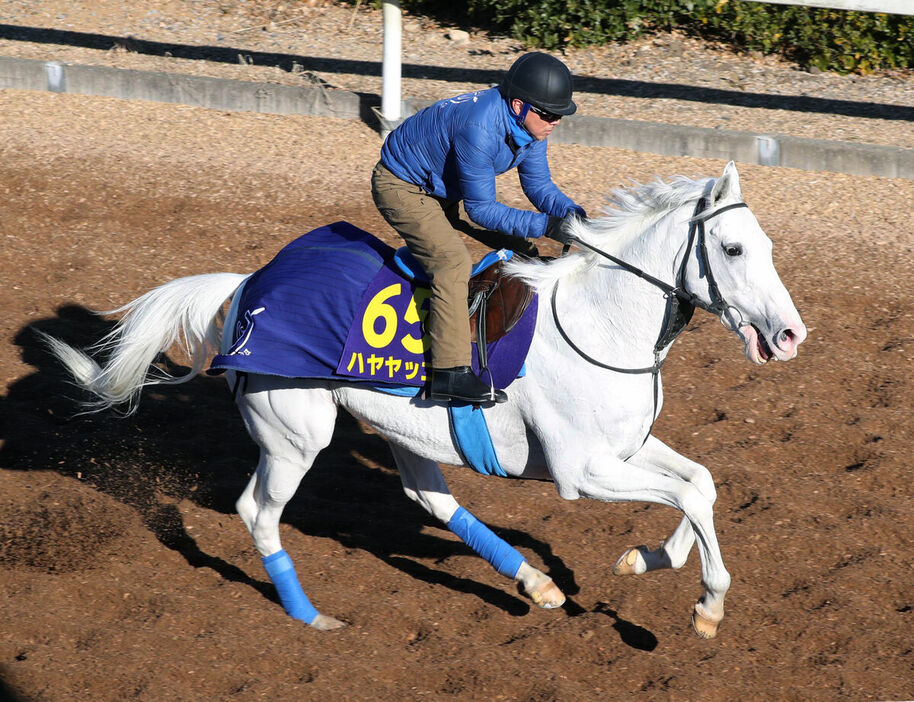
[757,333,772,362]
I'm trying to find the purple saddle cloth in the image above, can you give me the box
[208,221,537,390]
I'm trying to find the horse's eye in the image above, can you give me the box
[724,244,743,257]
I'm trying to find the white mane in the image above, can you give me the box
[505,175,714,290]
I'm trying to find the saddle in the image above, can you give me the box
[391,246,535,346]
[467,261,535,344]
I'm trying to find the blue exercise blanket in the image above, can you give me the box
[209,221,537,391]
[208,221,537,479]
[210,221,390,379]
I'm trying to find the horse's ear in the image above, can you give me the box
[710,160,742,204]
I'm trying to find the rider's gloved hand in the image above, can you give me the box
[543,213,582,244]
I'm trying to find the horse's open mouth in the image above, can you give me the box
[753,325,773,362]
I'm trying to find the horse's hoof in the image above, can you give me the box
[691,604,721,639]
[310,614,347,631]
[613,547,646,576]
[528,579,566,609]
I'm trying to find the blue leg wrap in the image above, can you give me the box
[262,550,319,624]
[447,507,525,579]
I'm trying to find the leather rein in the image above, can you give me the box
[549,198,748,452]
[551,198,748,374]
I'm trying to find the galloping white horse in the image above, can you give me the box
[43,162,806,637]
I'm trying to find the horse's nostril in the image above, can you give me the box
[779,329,794,345]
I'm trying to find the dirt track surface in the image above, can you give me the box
[1,86,914,701]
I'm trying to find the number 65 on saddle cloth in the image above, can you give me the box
[208,221,537,394]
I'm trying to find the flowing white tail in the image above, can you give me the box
[39,273,247,413]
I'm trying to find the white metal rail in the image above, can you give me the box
[379,0,402,137]
[379,0,913,132]
[742,0,913,14]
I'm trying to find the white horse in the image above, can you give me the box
[42,162,806,638]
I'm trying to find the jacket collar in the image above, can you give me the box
[504,97,534,148]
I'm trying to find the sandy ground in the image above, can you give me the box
[0,82,912,701]
[1,2,914,700]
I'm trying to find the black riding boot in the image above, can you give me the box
[429,366,508,404]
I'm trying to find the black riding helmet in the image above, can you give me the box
[499,52,576,116]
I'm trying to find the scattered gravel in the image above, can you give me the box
[0,0,911,148]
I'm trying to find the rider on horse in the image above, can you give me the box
[371,52,586,405]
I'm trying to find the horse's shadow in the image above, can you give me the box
[3,306,596,622]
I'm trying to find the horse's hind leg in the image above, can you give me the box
[388,444,565,609]
[612,435,717,578]
[235,376,345,631]
[612,515,696,575]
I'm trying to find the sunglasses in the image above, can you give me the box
[529,105,563,123]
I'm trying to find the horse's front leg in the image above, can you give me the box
[612,435,716,576]
[388,444,565,609]
[555,450,730,638]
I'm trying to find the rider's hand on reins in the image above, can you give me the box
[543,213,582,245]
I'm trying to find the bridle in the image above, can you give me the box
[552,198,749,371]
[550,197,749,450]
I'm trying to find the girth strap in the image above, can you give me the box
[475,291,489,373]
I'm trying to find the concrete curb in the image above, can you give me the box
[0,56,363,118]
[1,55,911,180]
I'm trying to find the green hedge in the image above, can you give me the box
[398,0,913,74]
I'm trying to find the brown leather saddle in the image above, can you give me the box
[467,261,535,345]
[391,245,535,352]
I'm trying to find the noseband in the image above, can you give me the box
[550,197,749,453]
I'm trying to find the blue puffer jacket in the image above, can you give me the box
[380,87,582,239]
